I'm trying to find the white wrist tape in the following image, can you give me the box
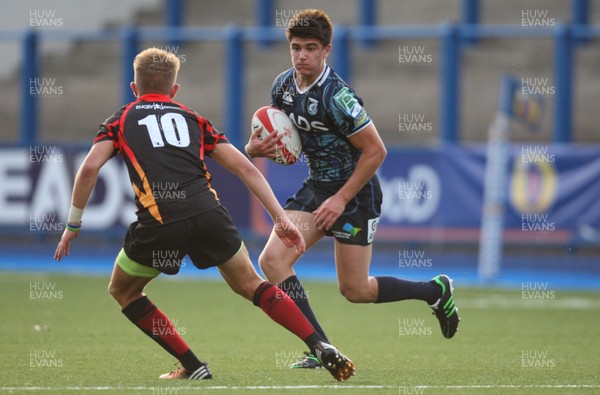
[68,204,84,224]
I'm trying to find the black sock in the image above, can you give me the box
[375,276,440,305]
[279,275,330,343]
[305,333,324,355]
[178,350,204,372]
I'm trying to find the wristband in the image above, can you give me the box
[66,222,81,233]
[68,204,84,224]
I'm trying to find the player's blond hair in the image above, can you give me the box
[133,47,180,95]
[286,9,333,46]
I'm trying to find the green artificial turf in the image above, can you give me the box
[1,272,599,395]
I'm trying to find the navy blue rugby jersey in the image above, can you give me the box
[271,65,372,182]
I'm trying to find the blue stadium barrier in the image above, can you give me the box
[4,21,600,146]
[358,0,377,47]
[121,27,138,105]
[441,24,460,143]
[256,0,274,48]
[224,25,244,147]
[554,24,574,143]
[461,0,480,45]
[332,25,351,84]
[572,0,590,24]
[572,0,590,46]
[20,30,38,146]
[256,0,377,47]
[165,0,183,48]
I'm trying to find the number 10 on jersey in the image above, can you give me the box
[138,112,190,148]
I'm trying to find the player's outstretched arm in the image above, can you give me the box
[209,143,305,255]
[54,141,115,261]
[244,125,283,159]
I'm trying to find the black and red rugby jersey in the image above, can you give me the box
[94,93,228,226]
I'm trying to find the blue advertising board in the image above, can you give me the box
[0,146,249,234]
[2,145,599,245]
[255,144,600,244]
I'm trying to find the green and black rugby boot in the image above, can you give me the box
[430,274,460,339]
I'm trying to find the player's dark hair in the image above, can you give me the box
[133,47,180,95]
[286,9,333,46]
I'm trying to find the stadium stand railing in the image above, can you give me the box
[2,0,597,147]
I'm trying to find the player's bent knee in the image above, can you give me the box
[108,281,126,299]
[108,280,120,298]
[107,280,142,307]
[258,250,279,275]
[107,281,125,303]
[339,284,372,303]
[258,248,296,277]
[228,276,263,302]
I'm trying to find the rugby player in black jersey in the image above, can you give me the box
[54,47,354,381]
[245,9,460,369]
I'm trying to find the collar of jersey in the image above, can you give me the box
[137,93,173,102]
[294,64,330,94]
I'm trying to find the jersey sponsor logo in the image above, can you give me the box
[135,103,180,111]
[289,113,328,132]
[307,98,319,115]
[333,87,362,118]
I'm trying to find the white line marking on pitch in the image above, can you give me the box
[459,295,600,310]
[1,384,600,391]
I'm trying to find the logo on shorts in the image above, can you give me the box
[342,223,362,237]
[367,217,379,244]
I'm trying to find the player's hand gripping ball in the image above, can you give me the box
[251,106,302,165]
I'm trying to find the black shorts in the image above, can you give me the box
[123,205,243,275]
[284,176,382,245]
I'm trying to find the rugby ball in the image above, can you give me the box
[251,106,302,165]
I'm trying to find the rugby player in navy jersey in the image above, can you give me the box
[245,9,460,369]
[54,47,354,381]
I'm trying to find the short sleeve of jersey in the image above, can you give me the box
[93,106,126,155]
[201,118,229,153]
[270,77,279,107]
[270,69,292,109]
[329,86,371,137]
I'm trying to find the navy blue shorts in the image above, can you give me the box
[284,176,382,245]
